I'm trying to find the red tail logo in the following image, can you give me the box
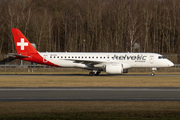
[17,38,28,50]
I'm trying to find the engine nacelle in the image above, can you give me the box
[105,63,123,74]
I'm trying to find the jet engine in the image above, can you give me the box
[105,63,123,74]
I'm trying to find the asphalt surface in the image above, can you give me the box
[1,87,180,101]
[0,74,180,76]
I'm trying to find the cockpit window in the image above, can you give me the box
[158,56,166,59]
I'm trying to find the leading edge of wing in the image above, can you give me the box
[66,59,105,65]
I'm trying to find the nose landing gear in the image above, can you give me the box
[151,72,155,76]
[151,68,157,76]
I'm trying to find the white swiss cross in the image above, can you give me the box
[17,38,28,50]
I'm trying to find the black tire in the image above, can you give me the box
[95,72,100,76]
[89,72,95,76]
[151,72,155,76]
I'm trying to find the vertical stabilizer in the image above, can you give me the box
[11,28,37,54]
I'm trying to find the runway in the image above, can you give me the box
[1,87,180,101]
[0,74,180,77]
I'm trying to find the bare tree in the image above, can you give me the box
[32,9,50,51]
[0,0,179,55]
[5,1,20,53]
[126,4,141,52]
[142,0,153,52]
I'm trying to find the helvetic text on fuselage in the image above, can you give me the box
[114,54,147,62]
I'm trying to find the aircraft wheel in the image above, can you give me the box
[89,72,95,76]
[95,71,100,76]
[151,72,155,76]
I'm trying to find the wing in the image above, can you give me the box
[66,59,131,69]
[66,59,106,66]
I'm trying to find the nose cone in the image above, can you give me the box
[167,61,174,67]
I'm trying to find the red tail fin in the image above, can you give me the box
[11,28,59,67]
[11,28,37,54]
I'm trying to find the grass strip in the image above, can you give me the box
[0,76,180,87]
[0,101,180,120]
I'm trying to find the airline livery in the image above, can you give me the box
[11,28,174,76]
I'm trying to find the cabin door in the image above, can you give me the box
[149,56,154,64]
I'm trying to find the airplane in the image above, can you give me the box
[11,28,174,76]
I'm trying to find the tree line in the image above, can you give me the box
[0,0,180,54]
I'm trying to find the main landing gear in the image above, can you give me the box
[89,71,101,76]
[89,72,95,76]
[151,68,157,76]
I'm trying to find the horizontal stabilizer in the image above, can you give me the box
[0,57,16,64]
[8,53,29,58]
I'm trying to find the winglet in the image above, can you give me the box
[11,28,37,54]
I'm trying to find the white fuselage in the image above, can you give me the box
[39,52,174,70]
